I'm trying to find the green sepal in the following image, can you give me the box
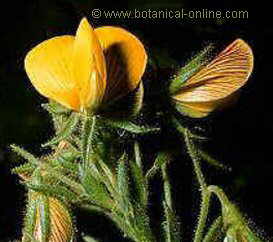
[169,44,214,95]
[42,112,80,147]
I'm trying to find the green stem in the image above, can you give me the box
[184,129,211,242]
[193,190,211,242]
[184,129,206,189]
[202,216,223,242]
[161,163,173,210]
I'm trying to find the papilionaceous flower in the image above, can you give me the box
[25,18,147,114]
[171,39,254,118]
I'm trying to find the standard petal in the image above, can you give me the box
[25,36,81,111]
[73,18,107,111]
[94,26,147,103]
[173,39,253,103]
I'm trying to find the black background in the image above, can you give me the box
[0,0,269,241]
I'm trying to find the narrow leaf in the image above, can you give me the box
[130,160,148,207]
[117,154,131,212]
[27,183,79,203]
[105,119,160,134]
[162,202,181,242]
[198,150,230,171]
[10,145,40,165]
[22,194,38,242]
[80,165,113,209]
[81,116,97,166]
[203,216,223,242]
[146,151,171,180]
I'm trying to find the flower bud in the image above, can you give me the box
[22,192,74,242]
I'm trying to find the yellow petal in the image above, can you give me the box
[73,18,106,111]
[25,18,107,112]
[94,26,147,103]
[174,91,240,118]
[25,36,81,110]
[173,39,253,103]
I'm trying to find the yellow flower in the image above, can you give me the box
[25,18,147,114]
[172,39,254,118]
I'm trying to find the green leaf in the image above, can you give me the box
[171,117,207,141]
[146,151,171,180]
[82,235,100,242]
[10,145,40,165]
[130,204,155,242]
[130,160,148,207]
[43,112,79,147]
[134,141,143,169]
[203,216,223,242]
[105,119,160,134]
[22,194,38,242]
[80,165,113,209]
[117,154,131,212]
[198,150,230,171]
[81,116,97,166]
[169,43,214,95]
[37,195,50,242]
[162,202,181,242]
[12,163,36,175]
[161,163,181,242]
[27,183,79,203]
[208,186,265,242]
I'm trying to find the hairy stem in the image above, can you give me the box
[184,129,211,242]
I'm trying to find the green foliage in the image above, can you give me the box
[80,164,113,209]
[146,151,172,180]
[161,163,181,242]
[104,118,160,134]
[43,112,80,147]
[10,38,265,242]
[208,185,265,242]
[202,216,223,242]
[10,144,40,166]
[81,116,97,166]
